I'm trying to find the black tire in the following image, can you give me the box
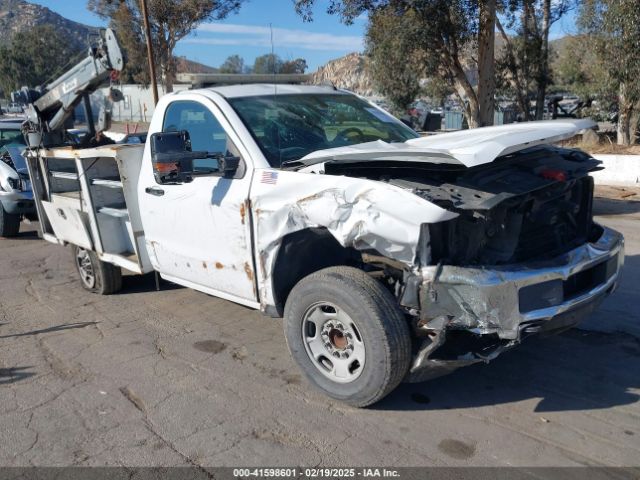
[72,245,122,295]
[0,204,20,237]
[284,266,412,407]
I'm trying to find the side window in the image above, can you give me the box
[162,100,228,173]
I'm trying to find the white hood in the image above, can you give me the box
[299,119,596,169]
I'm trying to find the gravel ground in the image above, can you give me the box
[0,186,639,467]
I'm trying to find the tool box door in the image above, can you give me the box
[41,200,93,250]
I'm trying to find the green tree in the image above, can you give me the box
[365,7,422,113]
[219,54,245,74]
[88,0,245,92]
[280,58,308,74]
[0,25,81,98]
[552,35,603,99]
[294,0,499,128]
[422,76,455,108]
[550,36,617,126]
[496,0,574,120]
[102,2,148,85]
[579,0,640,145]
[252,53,283,74]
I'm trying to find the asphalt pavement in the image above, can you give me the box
[0,186,639,467]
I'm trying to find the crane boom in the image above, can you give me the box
[17,28,124,148]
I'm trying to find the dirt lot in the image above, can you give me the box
[0,186,639,467]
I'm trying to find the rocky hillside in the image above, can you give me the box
[175,56,218,75]
[0,1,218,76]
[311,36,565,97]
[311,53,375,96]
[0,0,96,50]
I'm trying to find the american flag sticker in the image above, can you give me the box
[260,171,279,185]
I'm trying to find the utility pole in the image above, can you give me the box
[139,0,159,105]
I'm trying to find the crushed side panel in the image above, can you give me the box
[250,170,458,309]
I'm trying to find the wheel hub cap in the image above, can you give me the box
[328,328,348,350]
[302,303,365,383]
[75,248,96,289]
[321,321,353,357]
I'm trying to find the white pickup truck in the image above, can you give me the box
[26,84,624,406]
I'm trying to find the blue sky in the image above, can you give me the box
[30,0,367,71]
[30,0,576,71]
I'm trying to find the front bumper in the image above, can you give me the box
[0,190,35,215]
[409,225,624,381]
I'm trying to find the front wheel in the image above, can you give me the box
[72,245,122,295]
[284,266,412,407]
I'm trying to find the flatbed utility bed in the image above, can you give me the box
[26,144,153,274]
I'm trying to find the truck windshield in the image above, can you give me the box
[228,93,418,168]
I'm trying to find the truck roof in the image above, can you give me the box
[191,83,346,99]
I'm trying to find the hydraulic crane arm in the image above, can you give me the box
[18,29,124,148]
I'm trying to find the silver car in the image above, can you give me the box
[0,123,35,236]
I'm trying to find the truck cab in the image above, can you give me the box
[26,84,624,407]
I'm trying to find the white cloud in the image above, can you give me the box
[186,23,364,52]
[353,12,368,22]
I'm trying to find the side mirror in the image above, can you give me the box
[150,130,201,184]
[150,130,240,184]
[218,155,240,176]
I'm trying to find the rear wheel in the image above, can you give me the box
[0,204,20,237]
[284,266,411,407]
[72,245,122,295]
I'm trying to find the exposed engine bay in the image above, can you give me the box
[322,145,601,267]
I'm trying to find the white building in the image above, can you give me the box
[99,84,190,123]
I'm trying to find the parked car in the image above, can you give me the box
[0,142,36,237]
[6,103,24,114]
[25,85,623,406]
[66,128,91,145]
[118,132,147,144]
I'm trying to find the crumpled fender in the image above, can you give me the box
[250,169,458,307]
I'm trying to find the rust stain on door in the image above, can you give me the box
[244,262,254,282]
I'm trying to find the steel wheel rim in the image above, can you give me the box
[75,248,96,289]
[301,302,365,384]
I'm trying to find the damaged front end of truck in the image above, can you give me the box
[405,149,624,381]
[410,224,623,381]
[255,119,624,382]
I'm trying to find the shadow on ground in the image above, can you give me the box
[593,196,640,216]
[8,229,40,240]
[377,255,640,414]
[0,366,35,385]
[119,272,185,295]
[0,321,97,339]
[377,328,640,413]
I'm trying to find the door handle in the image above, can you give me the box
[145,187,165,197]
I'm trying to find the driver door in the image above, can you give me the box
[138,98,257,305]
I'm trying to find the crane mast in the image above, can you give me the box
[15,28,124,148]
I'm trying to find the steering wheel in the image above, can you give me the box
[334,127,366,144]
